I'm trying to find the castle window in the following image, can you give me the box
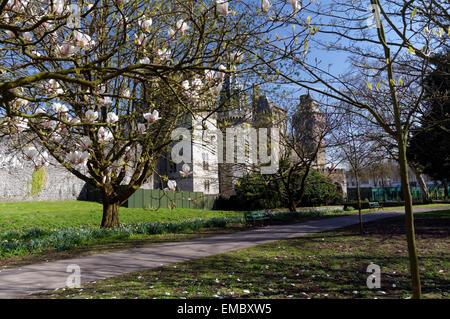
[168,161,176,174]
[204,179,210,192]
[202,153,209,171]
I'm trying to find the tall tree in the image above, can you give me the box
[408,51,450,186]
[251,0,449,298]
[0,0,301,227]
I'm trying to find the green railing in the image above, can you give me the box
[347,185,450,202]
[86,185,218,210]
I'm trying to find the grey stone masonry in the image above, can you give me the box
[0,142,86,202]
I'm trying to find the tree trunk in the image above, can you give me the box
[411,166,431,204]
[288,200,297,212]
[398,142,422,299]
[101,201,120,228]
[355,174,363,235]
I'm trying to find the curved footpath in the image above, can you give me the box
[0,206,448,298]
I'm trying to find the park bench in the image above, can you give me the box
[244,211,270,226]
[369,201,383,210]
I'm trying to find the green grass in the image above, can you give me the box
[0,207,350,263]
[29,209,450,299]
[0,201,243,233]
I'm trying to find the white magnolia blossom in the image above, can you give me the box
[106,112,119,124]
[290,0,299,12]
[143,110,160,123]
[138,17,153,32]
[45,79,63,95]
[79,136,92,150]
[35,151,49,168]
[205,70,215,81]
[134,33,149,47]
[15,98,29,107]
[99,96,112,106]
[53,102,68,113]
[2,12,9,23]
[5,30,15,38]
[261,0,271,13]
[52,0,66,15]
[180,164,191,178]
[167,28,175,39]
[23,146,39,160]
[50,132,62,143]
[68,150,89,166]
[181,80,190,91]
[167,180,177,191]
[122,88,131,98]
[176,19,189,36]
[95,84,106,94]
[23,32,33,42]
[216,0,229,16]
[73,30,95,49]
[138,57,150,64]
[98,127,113,143]
[43,120,56,129]
[58,42,78,57]
[218,65,227,80]
[192,78,203,89]
[85,109,99,122]
[70,116,81,124]
[230,51,243,64]
[34,107,46,115]
[137,123,146,134]
[157,48,171,60]
[186,90,199,102]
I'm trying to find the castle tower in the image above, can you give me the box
[291,93,327,169]
[217,73,252,196]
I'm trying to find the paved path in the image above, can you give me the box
[0,206,448,298]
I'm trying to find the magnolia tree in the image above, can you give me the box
[0,0,311,227]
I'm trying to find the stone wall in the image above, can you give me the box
[0,143,86,202]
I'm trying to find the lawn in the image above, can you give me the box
[0,203,351,265]
[29,209,449,299]
[1,201,447,233]
[0,200,243,233]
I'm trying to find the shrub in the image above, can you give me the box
[234,169,343,210]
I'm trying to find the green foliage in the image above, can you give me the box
[234,174,281,210]
[300,170,343,206]
[28,167,47,196]
[408,51,450,182]
[234,169,343,210]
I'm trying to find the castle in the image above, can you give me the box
[150,78,347,198]
[0,77,347,201]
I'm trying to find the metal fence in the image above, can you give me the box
[86,185,218,210]
[347,185,450,202]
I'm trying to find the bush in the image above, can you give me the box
[234,174,281,210]
[234,169,343,210]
